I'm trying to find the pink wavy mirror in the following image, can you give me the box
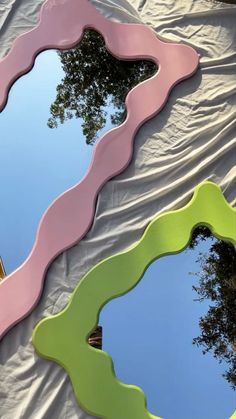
[0,0,199,340]
[0,30,157,275]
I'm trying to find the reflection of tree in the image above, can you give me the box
[88,326,103,350]
[48,30,157,145]
[189,226,236,389]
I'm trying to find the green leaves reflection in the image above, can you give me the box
[48,29,157,144]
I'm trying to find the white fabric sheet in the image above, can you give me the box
[0,0,236,418]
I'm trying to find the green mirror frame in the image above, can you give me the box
[33,181,236,419]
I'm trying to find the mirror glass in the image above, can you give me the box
[100,227,236,419]
[0,29,157,274]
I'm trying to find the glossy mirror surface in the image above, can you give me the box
[100,230,236,419]
[0,30,157,275]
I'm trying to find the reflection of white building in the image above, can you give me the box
[0,256,6,280]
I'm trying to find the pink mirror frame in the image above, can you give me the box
[0,0,199,340]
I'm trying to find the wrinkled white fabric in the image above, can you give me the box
[0,0,236,418]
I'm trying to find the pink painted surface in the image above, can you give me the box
[0,0,199,340]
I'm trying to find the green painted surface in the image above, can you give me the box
[32,181,236,419]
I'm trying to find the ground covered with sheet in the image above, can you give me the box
[0,0,235,418]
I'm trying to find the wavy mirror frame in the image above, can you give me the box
[33,181,236,419]
[0,0,199,339]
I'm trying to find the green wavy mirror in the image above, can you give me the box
[32,181,236,419]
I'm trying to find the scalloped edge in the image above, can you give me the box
[0,0,199,340]
[33,181,236,419]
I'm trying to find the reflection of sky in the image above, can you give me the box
[0,51,94,273]
[101,239,235,418]
[0,50,234,419]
